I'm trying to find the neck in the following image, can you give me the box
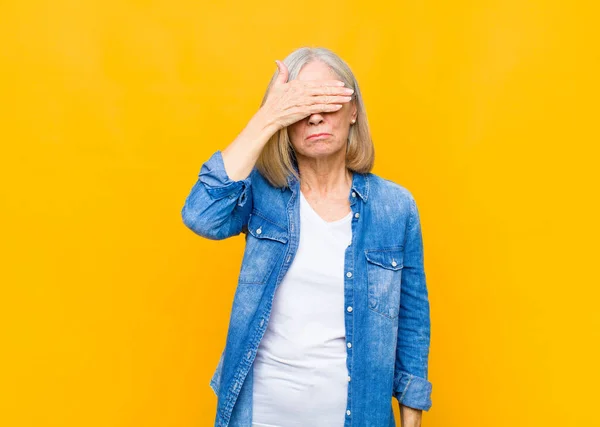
[297,155,352,199]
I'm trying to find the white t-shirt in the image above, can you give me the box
[251,190,353,427]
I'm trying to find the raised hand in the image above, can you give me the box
[262,60,355,131]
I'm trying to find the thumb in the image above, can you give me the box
[274,60,289,85]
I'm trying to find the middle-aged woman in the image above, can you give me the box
[181,47,432,427]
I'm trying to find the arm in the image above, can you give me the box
[180,108,276,240]
[181,59,353,240]
[393,196,433,415]
[399,404,423,427]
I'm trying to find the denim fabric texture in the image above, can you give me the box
[181,150,432,427]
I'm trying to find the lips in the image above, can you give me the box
[307,133,331,140]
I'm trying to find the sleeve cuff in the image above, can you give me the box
[393,371,433,411]
[198,150,251,207]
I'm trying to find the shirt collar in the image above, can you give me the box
[284,169,369,203]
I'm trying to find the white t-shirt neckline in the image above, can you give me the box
[299,190,352,226]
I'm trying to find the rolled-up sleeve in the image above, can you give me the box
[393,195,433,411]
[181,150,254,240]
[198,150,252,206]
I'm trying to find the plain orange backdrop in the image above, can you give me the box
[1,1,599,426]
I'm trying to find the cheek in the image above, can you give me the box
[331,117,347,132]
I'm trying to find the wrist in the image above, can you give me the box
[254,106,281,135]
[399,404,422,427]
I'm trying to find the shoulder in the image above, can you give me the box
[366,172,416,210]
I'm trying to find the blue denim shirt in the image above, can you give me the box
[181,150,432,427]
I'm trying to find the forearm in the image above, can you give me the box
[221,107,278,181]
[399,403,422,427]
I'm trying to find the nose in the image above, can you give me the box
[308,113,324,126]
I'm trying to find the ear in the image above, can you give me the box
[351,103,357,122]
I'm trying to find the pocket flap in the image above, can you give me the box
[248,213,289,244]
[365,248,404,270]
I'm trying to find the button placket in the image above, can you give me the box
[344,188,359,424]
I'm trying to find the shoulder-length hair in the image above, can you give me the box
[255,47,375,188]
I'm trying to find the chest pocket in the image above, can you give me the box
[238,211,289,285]
[365,248,404,319]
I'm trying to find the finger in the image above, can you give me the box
[302,80,346,88]
[305,86,355,96]
[274,60,289,85]
[312,103,344,112]
[301,95,353,106]
[290,104,343,116]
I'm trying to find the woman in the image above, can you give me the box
[181,47,432,427]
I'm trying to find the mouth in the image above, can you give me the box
[307,133,332,140]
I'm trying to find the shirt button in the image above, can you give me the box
[391,260,397,267]
[347,306,353,312]
[351,192,356,198]
[354,212,360,218]
[347,342,352,348]
[347,376,351,382]
[256,228,262,235]
[346,272,352,278]
[247,350,252,359]
[346,410,351,416]
[260,319,265,327]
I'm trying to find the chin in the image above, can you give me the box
[304,143,344,157]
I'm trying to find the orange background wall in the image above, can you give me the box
[1,1,598,426]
